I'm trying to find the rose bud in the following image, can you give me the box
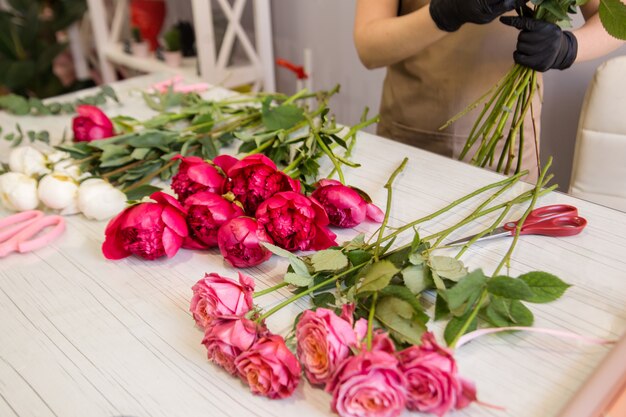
[102,191,187,260]
[311,179,384,228]
[9,146,50,176]
[256,191,337,251]
[217,216,273,268]
[397,332,475,416]
[0,172,39,211]
[326,350,407,417]
[235,334,301,399]
[171,155,228,204]
[77,178,127,221]
[72,104,115,142]
[183,191,244,249]
[37,173,79,214]
[190,271,255,329]
[225,154,300,214]
[202,317,263,375]
[296,306,363,386]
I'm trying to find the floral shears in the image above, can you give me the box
[0,210,66,257]
[449,204,587,246]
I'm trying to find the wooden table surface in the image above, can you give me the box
[1,75,625,417]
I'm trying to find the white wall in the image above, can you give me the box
[270,0,626,190]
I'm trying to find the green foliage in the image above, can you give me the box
[1,124,49,147]
[0,86,119,115]
[163,27,181,52]
[599,0,626,40]
[131,26,142,43]
[261,98,305,131]
[0,0,87,97]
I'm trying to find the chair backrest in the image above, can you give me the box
[569,56,626,212]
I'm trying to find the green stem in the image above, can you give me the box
[245,136,276,156]
[366,292,378,351]
[283,153,305,175]
[449,290,488,349]
[314,130,345,184]
[253,282,289,297]
[374,158,408,259]
[122,159,177,193]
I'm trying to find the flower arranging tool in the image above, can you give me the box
[448,204,587,246]
[0,210,65,257]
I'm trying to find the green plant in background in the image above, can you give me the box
[0,0,87,98]
[131,26,142,43]
[163,27,181,52]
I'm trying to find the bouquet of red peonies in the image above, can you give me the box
[102,153,383,265]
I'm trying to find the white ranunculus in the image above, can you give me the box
[9,146,50,176]
[0,172,40,211]
[77,178,127,221]
[37,173,79,211]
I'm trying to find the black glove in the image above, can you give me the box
[500,16,578,72]
[430,0,525,32]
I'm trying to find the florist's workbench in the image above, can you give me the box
[1,74,625,417]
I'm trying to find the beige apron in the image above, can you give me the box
[377,0,541,181]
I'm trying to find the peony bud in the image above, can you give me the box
[77,178,127,221]
[9,146,50,176]
[72,105,115,142]
[38,173,79,212]
[0,172,39,211]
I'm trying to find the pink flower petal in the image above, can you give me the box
[150,191,186,213]
[162,227,183,258]
[213,154,238,175]
[161,205,188,237]
[366,203,385,223]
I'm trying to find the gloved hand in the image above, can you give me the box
[430,0,525,32]
[500,16,578,72]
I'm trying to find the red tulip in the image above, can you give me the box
[72,105,115,142]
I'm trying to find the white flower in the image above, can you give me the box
[37,173,79,212]
[77,178,127,221]
[9,146,50,176]
[0,172,39,211]
[45,150,71,165]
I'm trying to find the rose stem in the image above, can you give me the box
[373,158,408,261]
[122,159,177,193]
[366,292,378,351]
[253,282,289,298]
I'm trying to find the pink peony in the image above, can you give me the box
[72,105,115,142]
[202,317,264,375]
[312,179,384,228]
[171,155,227,203]
[397,332,475,416]
[102,191,187,260]
[217,216,273,268]
[225,154,301,214]
[235,334,301,399]
[212,154,238,174]
[295,306,364,385]
[255,191,337,251]
[183,191,244,249]
[327,350,407,417]
[190,272,255,329]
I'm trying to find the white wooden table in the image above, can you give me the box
[1,75,626,417]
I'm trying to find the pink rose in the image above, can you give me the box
[256,191,337,251]
[190,272,255,328]
[225,154,301,214]
[327,350,407,417]
[312,179,384,228]
[295,306,363,385]
[235,334,301,399]
[171,155,227,204]
[183,191,244,249]
[72,105,115,142]
[368,330,396,354]
[102,191,187,260]
[397,332,475,416]
[202,317,264,375]
[217,216,273,268]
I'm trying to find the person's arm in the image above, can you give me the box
[574,0,625,62]
[353,0,444,69]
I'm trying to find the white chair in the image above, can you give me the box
[569,56,626,212]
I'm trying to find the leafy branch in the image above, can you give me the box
[0,86,119,116]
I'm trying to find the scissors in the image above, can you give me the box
[0,210,66,257]
[448,204,587,246]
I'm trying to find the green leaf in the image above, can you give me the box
[191,113,214,133]
[487,276,534,300]
[446,269,488,312]
[310,249,349,272]
[599,0,626,40]
[484,297,534,327]
[357,260,400,293]
[261,242,311,278]
[99,144,129,161]
[100,155,133,168]
[131,148,152,160]
[401,264,429,295]
[435,293,450,321]
[375,296,427,345]
[379,286,430,325]
[127,131,176,148]
[101,85,119,102]
[346,249,372,267]
[124,184,162,201]
[444,310,478,346]
[262,100,305,131]
[408,252,424,266]
[312,292,335,308]
[0,94,30,115]
[518,271,571,303]
[429,256,468,281]
[284,272,314,287]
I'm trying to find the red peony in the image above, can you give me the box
[72,105,115,142]
[183,191,244,249]
[311,179,384,228]
[171,155,227,204]
[217,216,273,268]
